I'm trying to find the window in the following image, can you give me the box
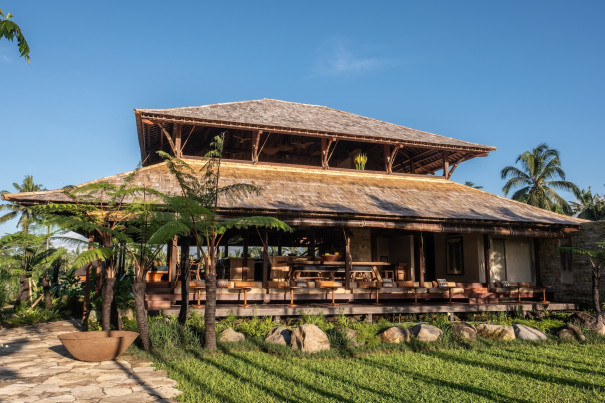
[446,236,464,275]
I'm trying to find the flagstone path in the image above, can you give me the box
[0,320,180,402]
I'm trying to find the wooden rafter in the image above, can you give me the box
[251,130,263,164]
[321,137,336,169]
[383,144,402,174]
[443,151,450,179]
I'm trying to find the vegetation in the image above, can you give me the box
[0,8,30,62]
[501,143,579,214]
[464,181,483,189]
[0,175,45,233]
[128,312,605,402]
[571,187,605,221]
[153,134,292,351]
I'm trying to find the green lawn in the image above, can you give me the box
[143,343,605,402]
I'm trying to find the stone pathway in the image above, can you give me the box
[0,320,180,402]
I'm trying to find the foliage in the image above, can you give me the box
[571,187,605,221]
[501,143,579,214]
[1,176,45,233]
[3,304,61,327]
[464,181,483,189]
[353,153,367,170]
[147,315,202,349]
[0,9,30,62]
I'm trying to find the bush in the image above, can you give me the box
[3,304,61,327]
[148,315,202,349]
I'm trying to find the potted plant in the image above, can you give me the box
[321,252,341,263]
[354,153,367,170]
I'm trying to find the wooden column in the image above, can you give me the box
[443,151,449,179]
[483,234,491,287]
[251,130,262,164]
[309,230,316,258]
[262,229,269,293]
[343,228,352,290]
[414,233,425,285]
[384,145,400,174]
[321,138,334,169]
[242,231,249,281]
[173,123,182,158]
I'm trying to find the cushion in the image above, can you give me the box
[381,279,393,288]
[295,278,308,287]
[398,280,415,288]
[501,280,512,288]
[432,281,439,288]
[518,282,533,288]
[436,279,448,288]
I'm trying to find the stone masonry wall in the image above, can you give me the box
[539,221,605,305]
[350,228,372,261]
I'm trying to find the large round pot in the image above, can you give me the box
[321,253,341,263]
[58,331,139,362]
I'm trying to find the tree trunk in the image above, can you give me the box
[82,262,92,321]
[133,279,152,351]
[204,259,217,351]
[101,277,116,331]
[593,267,601,313]
[42,274,53,309]
[111,300,122,330]
[14,274,29,307]
[178,237,191,325]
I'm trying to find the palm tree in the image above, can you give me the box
[464,181,483,189]
[501,143,579,214]
[1,175,45,233]
[571,187,605,221]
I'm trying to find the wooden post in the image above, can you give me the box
[343,228,352,290]
[321,138,334,169]
[243,231,249,281]
[262,229,269,293]
[251,130,262,164]
[483,234,491,287]
[443,151,449,179]
[414,233,425,285]
[167,237,178,286]
[309,230,316,258]
[384,145,400,174]
[174,123,182,158]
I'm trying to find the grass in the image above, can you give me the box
[139,342,605,402]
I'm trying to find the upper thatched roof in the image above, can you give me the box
[2,160,584,231]
[135,99,495,152]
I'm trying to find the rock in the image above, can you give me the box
[119,308,135,321]
[570,312,605,335]
[410,324,442,342]
[513,324,547,341]
[86,311,99,330]
[553,324,586,341]
[476,324,515,341]
[452,322,477,341]
[378,327,411,344]
[218,327,245,343]
[291,324,330,353]
[342,328,363,347]
[265,326,291,345]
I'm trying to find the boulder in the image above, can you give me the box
[553,324,586,341]
[378,327,411,344]
[513,324,547,341]
[291,324,330,353]
[410,324,442,342]
[570,312,605,336]
[218,327,245,343]
[476,324,515,341]
[265,326,291,345]
[119,308,135,321]
[342,328,363,347]
[452,322,477,341]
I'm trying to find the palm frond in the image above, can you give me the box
[73,247,114,268]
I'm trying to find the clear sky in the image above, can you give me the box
[1,1,604,235]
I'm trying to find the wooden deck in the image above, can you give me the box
[159,301,579,318]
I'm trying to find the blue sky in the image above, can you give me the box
[1,1,604,235]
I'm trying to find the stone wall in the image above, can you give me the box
[538,221,605,306]
[350,228,372,261]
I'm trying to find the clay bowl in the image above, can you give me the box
[321,254,341,263]
[58,331,139,362]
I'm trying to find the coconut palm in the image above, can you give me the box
[1,175,45,233]
[464,181,483,189]
[571,187,605,221]
[501,143,579,214]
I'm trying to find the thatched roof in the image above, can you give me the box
[135,99,495,152]
[2,160,584,232]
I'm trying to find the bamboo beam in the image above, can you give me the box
[154,122,179,156]
[483,234,491,287]
[415,233,425,285]
[448,162,459,179]
[383,145,401,174]
[321,138,335,169]
[174,123,183,158]
[443,151,449,179]
[343,227,352,290]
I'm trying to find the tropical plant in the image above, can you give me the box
[561,242,605,312]
[152,133,292,351]
[1,175,45,233]
[501,143,580,214]
[354,153,367,170]
[570,187,605,221]
[464,181,483,189]
[0,8,30,62]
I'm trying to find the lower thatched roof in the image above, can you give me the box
[2,160,585,231]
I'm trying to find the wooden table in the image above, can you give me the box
[285,285,304,307]
[290,261,390,282]
[540,286,552,304]
[190,286,204,308]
